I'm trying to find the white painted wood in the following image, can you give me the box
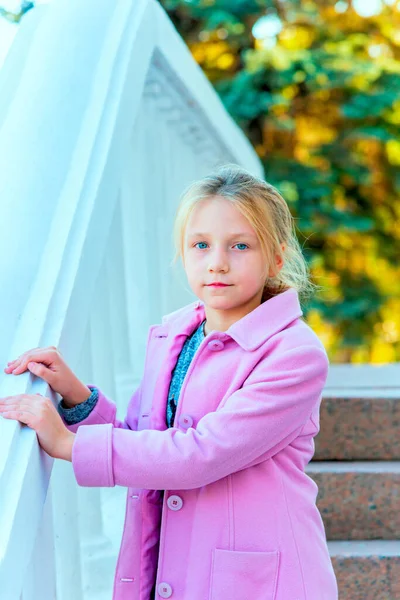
[0,0,264,597]
[105,198,131,375]
[50,461,84,600]
[0,5,48,128]
[78,262,118,598]
[74,325,116,597]
[0,402,55,600]
[121,116,157,371]
[20,485,57,600]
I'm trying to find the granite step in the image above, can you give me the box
[305,462,400,540]
[313,395,400,460]
[328,540,400,600]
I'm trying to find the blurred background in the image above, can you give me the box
[1,0,400,364]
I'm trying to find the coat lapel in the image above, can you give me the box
[144,289,303,430]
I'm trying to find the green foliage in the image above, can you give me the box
[160,0,400,360]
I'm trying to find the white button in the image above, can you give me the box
[208,339,224,351]
[158,582,172,598]
[178,414,193,429]
[167,494,183,511]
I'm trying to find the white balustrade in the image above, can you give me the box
[20,485,57,600]
[0,0,263,597]
[50,459,84,600]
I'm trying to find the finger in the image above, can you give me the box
[0,399,40,415]
[4,357,27,373]
[4,361,30,374]
[0,408,36,426]
[6,348,42,365]
[0,409,26,421]
[7,349,56,375]
[0,401,17,410]
[21,346,57,360]
[0,400,34,412]
[0,395,23,404]
[4,360,20,372]
[0,404,22,413]
[27,362,50,379]
[7,356,34,374]
[0,394,44,407]
[0,401,30,411]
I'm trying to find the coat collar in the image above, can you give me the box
[159,288,303,351]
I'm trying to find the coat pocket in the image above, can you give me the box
[209,548,280,600]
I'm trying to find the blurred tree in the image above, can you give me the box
[161,0,400,362]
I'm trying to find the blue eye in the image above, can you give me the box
[193,242,249,250]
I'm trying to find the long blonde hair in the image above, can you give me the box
[171,163,317,304]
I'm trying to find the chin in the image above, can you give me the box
[206,298,238,310]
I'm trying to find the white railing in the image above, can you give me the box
[0,0,263,598]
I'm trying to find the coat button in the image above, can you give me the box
[208,339,224,351]
[178,414,193,429]
[167,494,183,511]
[158,582,173,598]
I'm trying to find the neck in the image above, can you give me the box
[202,290,264,335]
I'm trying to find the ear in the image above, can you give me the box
[268,244,285,277]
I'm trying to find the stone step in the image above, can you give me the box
[305,462,400,540]
[314,395,400,460]
[328,540,400,600]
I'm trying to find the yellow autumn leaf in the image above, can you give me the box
[216,53,235,70]
[386,139,400,165]
[279,26,315,50]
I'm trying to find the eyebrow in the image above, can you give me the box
[187,232,257,239]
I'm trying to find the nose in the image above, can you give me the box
[208,247,229,273]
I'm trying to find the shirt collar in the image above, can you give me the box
[159,288,303,351]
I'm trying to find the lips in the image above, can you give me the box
[207,283,230,287]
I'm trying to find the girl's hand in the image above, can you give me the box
[0,392,75,461]
[4,346,90,407]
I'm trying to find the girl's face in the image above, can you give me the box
[183,196,279,313]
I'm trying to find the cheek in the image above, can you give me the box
[186,252,203,269]
[237,254,267,281]
[184,255,203,282]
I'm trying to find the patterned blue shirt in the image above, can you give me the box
[58,319,206,427]
[166,318,205,427]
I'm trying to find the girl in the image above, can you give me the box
[1,164,338,600]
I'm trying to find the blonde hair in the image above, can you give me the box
[171,163,317,304]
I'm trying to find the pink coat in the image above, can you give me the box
[62,288,338,600]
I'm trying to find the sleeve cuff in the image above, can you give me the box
[57,386,99,425]
[71,422,115,487]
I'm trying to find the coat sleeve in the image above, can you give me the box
[70,342,329,489]
[60,383,142,434]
